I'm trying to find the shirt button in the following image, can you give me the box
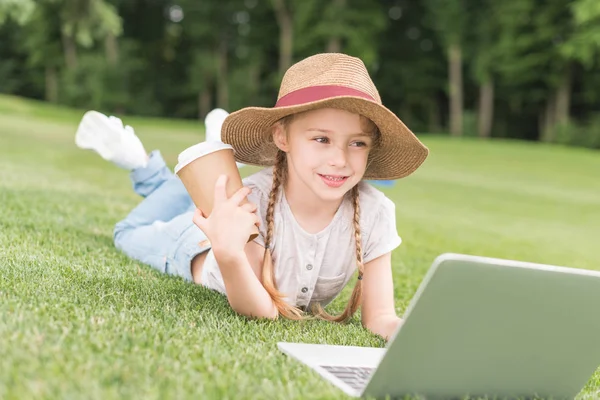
[301,287,308,293]
[306,264,313,271]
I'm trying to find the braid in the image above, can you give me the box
[261,150,304,320]
[352,185,365,282]
[312,185,363,323]
[264,151,284,253]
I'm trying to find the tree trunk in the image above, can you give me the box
[45,66,58,103]
[555,64,572,127]
[400,102,412,130]
[477,79,494,138]
[271,0,293,76]
[105,33,119,66]
[327,37,341,53]
[61,32,78,70]
[427,98,441,133]
[248,61,261,104]
[216,36,229,110]
[540,66,572,143]
[540,94,557,142]
[199,87,212,121]
[326,0,346,53]
[448,43,463,136]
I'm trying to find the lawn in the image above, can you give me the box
[1,94,599,399]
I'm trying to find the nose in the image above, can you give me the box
[328,144,348,168]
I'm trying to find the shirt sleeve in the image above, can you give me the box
[362,196,402,264]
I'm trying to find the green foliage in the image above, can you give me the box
[560,0,600,68]
[58,41,158,114]
[57,0,122,48]
[376,0,446,133]
[294,0,387,68]
[1,0,600,147]
[21,2,63,69]
[465,0,500,84]
[0,0,35,25]
[493,0,566,96]
[461,110,478,137]
[555,114,600,149]
[424,0,466,47]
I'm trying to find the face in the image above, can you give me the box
[273,108,375,203]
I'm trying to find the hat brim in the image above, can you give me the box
[221,96,429,180]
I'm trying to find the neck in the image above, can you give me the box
[284,173,343,234]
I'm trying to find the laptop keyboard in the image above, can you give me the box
[319,365,375,391]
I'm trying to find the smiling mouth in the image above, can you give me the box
[320,174,347,181]
[318,174,349,188]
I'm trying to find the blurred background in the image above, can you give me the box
[1,0,599,148]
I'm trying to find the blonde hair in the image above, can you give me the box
[260,110,380,322]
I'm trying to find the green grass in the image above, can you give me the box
[1,93,599,399]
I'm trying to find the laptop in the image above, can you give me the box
[278,253,600,399]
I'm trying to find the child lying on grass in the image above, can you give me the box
[75,53,429,340]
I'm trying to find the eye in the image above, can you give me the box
[314,137,329,144]
[351,140,369,148]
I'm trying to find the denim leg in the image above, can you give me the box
[113,150,209,281]
[120,150,195,227]
[114,211,210,282]
[129,150,174,198]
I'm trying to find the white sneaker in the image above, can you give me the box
[75,111,149,170]
[204,108,245,169]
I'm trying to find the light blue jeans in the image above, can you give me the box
[113,150,210,281]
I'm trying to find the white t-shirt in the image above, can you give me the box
[201,167,402,308]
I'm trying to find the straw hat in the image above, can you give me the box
[221,53,429,180]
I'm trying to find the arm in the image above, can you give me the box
[213,241,278,320]
[192,175,278,320]
[361,252,403,341]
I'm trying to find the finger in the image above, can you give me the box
[240,202,258,213]
[192,208,207,231]
[229,186,251,206]
[252,213,261,227]
[213,174,229,203]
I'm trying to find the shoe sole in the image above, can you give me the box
[75,111,123,160]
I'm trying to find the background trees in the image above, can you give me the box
[1,0,599,148]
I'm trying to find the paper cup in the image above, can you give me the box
[175,142,259,242]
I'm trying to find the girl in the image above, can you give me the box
[75,53,429,341]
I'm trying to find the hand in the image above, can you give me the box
[192,174,260,262]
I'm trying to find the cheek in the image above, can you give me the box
[289,143,320,170]
[295,143,323,164]
[349,150,370,170]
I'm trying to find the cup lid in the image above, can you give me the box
[174,141,234,174]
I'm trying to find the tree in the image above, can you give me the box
[425,0,467,136]
[0,0,38,96]
[0,0,35,25]
[468,0,500,138]
[561,0,600,70]
[177,0,251,116]
[18,1,63,102]
[57,0,122,70]
[491,0,573,141]
[293,0,386,68]
[270,0,294,77]
[3,0,600,149]
[326,0,346,52]
[377,0,446,133]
